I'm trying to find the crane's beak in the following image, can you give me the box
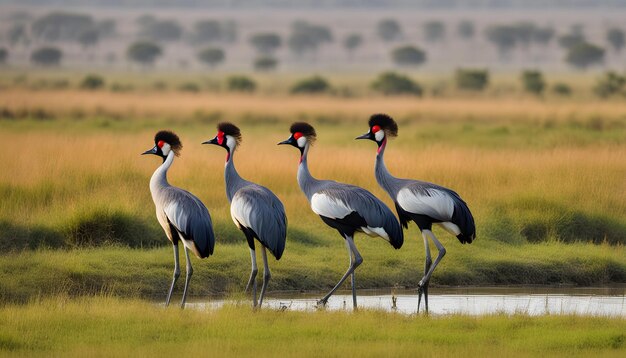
[278,136,295,146]
[202,137,219,145]
[355,132,372,140]
[142,146,158,155]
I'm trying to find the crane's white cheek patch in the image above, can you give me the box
[226,136,236,151]
[374,130,385,142]
[161,143,171,156]
[311,193,352,219]
[361,226,390,241]
[297,136,306,148]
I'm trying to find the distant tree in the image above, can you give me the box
[457,20,475,40]
[192,20,221,43]
[7,24,29,47]
[513,22,536,50]
[552,83,572,96]
[220,20,238,43]
[423,20,445,43]
[606,28,625,53]
[227,75,256,92]
[371,72,422,96]
[80,74,105,90]
[30,47,62,66]
[178,82,200,93]
[96,19,116,38]
[249,33,281,54]
[77,28,99,49]
[253,56,278,71]
[288,21,333,58]
[565,42,605,69]
[455,68,489,91]
[377,19,402,42]
[391,46,426,67]
[139,19,182,42]
[31,12,94,42]
[343,33,363,58]
[592,71,625,98]
[197,47,225,68]
[558,32,585,50]
[0,48,7,64]
[532,26,555,46]
[485,25,517,59]
[521,70,545,95]
[291,75,330,94]
[126,41,162,67]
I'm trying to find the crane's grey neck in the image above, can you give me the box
[297,143,321,200]
[150,151,174,193]
[224,151,251,202]
[375,139,402,198]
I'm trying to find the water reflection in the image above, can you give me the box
[189,287,626,316]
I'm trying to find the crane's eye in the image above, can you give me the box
[217,131,225,145]
[372,125,381,133]
[157,140,165,148]
[293,132,303,140]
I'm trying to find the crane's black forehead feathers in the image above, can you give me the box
[368,114,398,137]
[217,122,242,146]
[290,122,317,142]
[155,130,182,155]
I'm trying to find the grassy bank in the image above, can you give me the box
[0,242,623,304]
[0,91,624,302]
[0,296,624,357]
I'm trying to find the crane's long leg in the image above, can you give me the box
[318,236,362,308]
[258,246,271,307]
[418,229,446,313]
[245,248,258,307]
[347,238,357,309]
[165,244,181,307]
[180,246,193,309]
[418,230,433,313]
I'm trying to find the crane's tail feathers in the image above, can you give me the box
[456,233,475,244]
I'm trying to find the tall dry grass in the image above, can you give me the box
[0,92,624,297]
[2,90,626,124]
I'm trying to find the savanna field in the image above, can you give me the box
[0,72,625,356]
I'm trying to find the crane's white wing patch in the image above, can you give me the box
[438,222,461,236]
[397,187,454,221]
[231,195,253,229]
[311,192,352,219]
[361,226,390,241]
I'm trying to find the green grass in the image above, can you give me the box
[0,241,623,304]
[0,89,625,303]
[0,296,624,357]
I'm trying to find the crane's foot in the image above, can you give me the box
[417,285,423,313]
[416,281,430,315]
[316,298,328,309]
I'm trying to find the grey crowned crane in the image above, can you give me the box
[203,123,287,308]
[357,114,476,313]
[142,130,215,308]
[279,122,403,309]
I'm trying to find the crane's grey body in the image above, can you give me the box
[226,159,287,259]
[295,143,403,308]
[148,150,215,308]
[218,144,287,308]
[373,138,475,313]
[298,155,403,246]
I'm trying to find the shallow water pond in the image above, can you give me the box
[189,287,626,316]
